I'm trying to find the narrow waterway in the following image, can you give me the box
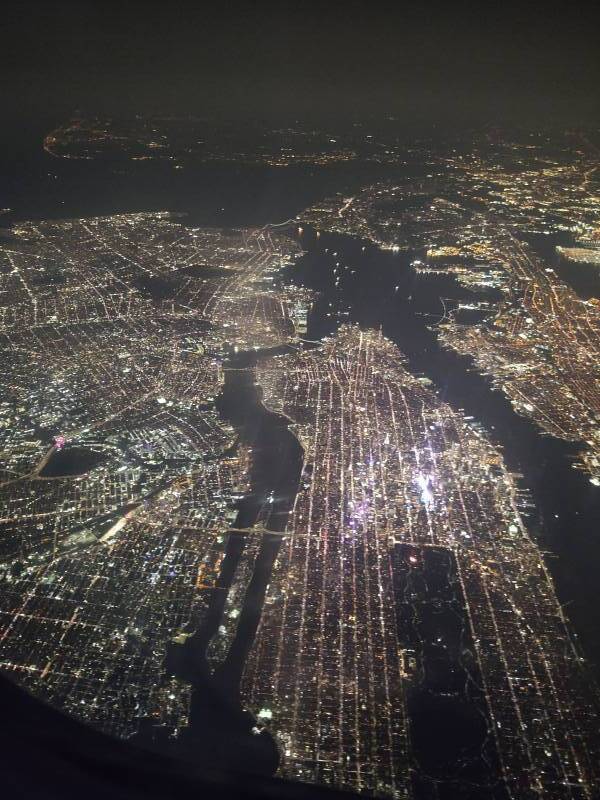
[153,347,302,775]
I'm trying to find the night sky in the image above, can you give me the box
[3,1,600,129]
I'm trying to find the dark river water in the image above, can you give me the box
[40,445,106,476]
[155,348,303,775]
[2,124,600,792]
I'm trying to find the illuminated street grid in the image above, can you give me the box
[0,214,302,346]
[0,213,302,736]
[0,459,246,739]
[1,130,599,795]
[299,134,600,481]
[241,326,598,798]
[556,247,600,267]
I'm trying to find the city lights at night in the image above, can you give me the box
[1,3,599,799]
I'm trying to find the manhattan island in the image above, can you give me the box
[240,325,599,799]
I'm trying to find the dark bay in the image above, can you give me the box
[40,445,106,477]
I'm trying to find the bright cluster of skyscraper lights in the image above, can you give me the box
[416,472,435,507]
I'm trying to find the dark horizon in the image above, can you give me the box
[3,1,600,130]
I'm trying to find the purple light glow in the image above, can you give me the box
[416,473,434,507]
